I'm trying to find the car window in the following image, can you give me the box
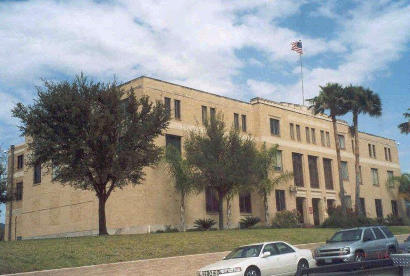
[363,229,375,241]
[275,242,295,254]
[329,229,362,242]
[372,227,386,240]
[263,243,279,256]
[380,226,394,238]
[224,245,263,259]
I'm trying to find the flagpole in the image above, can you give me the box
[299,53,305,106]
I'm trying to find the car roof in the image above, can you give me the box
[338,226,383,231]
[240,241,288,247]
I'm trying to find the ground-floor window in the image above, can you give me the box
[375,199,383,218]
[205,187,218,213]
[239,192,252,213]
[275,190,286,211]
[391,200,398,217]
[360,198,366,216]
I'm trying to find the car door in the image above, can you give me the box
[259,243,282,276]
[362,228,377,259]
[274,242,298,275]
[372,227,387,258]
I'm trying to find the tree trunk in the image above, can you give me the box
[180,192,186,232]
[264,192,270,227]
[98,195,108,235]
[218,190,224,230]
[332,115,347,215]
[353,113,362,215]
[226,193,232,229]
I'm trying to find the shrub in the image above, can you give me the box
[322,205,378,228]
[385,214,404,226]
[239,216,261,229]
[272,210,301,228]
[193,218,216,231]
[154,225,179,233]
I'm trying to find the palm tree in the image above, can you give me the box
[398,108,410,134]
[308,83,350,214]
[344,85,382,215]
[254,143,293,226]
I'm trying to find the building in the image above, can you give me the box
[4,76,403,240]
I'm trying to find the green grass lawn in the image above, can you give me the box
[0,226,409,274]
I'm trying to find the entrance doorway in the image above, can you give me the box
[296,197,305,224]
[312,198,320,226]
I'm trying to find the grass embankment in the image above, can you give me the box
[0,226,409,274]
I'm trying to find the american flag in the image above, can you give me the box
[291,40,303,54]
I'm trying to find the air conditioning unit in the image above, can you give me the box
[289,186,298,193]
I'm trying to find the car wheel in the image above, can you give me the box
[245,266,260,276]
[388,246,396,256]
[354,251,365,262]
[296,259,309,275]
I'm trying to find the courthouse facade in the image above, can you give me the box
[4,76,403,240]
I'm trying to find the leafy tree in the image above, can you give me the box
[395,173,410,200]
[398,108,410,134]
[308,83,350,214]
[164,145,197,231]
[184,114,256,230]
[344,85,381,215]
[12,74,169,235]
[253,143,293,226]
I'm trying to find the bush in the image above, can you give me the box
[154,225,179,233]
[272,210,301,228]
[322,205,378,228]
[193,218,216,231]
[239,216,261,229]
[385,214,404,226]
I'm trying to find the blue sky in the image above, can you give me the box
[0,0,409,222]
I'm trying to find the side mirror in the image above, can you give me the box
[262,251,271,258]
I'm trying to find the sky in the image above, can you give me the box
[0,0,409,222]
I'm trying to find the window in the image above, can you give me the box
[323,158,333,190]
[368,144,372,157]
[210,107,216,121]
[241,115,247,132]
[360,198,366,216]
[270,118,280,136]
[338,135,346,150]
[205,187,218,213]
[363,229,375,241]
[325,131,331,147]
[320,130,325,146]
[351,140,355,153]
[380,226,394,238]
[164,97,171,117]
[387,171,394,188]
[174,99,181,119]
[239,192,252,213]
[358,166,363,185]
[201,106,207,124]
[274,150,282,171]
[345,195,352,209]
[292,153,304,187]
[375,199,383,218]
[305,127,310,143]
[17,155,24,169]
[372,144,376,158]
[391,200,398,216]
[311,128,316,144]
[371,168,379,186]
[16,182,23,201]
[296,125,301,141]
[308,156,319,188]
[341,161,349,181]
[388,148,392,162]
[33,163,41,184]
[372,227,385,239]
[263,243,279,256]
[369,144,376,158]
[234,113,239,130]
[165,134,182,153]
[275,242,295,254]
[275,190,286,211]
[290,123,295,140]
[385,147,392,161]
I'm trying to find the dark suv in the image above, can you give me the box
[314,226,398,265]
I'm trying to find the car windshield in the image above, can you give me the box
[224,245,263,259]
[329,229,362,242]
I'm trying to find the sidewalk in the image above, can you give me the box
[6,234,409,276]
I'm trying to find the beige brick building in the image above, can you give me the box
[4,76,404,240]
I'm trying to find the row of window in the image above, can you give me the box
[164,97,181,120]
[201,105,216,124]
[289,123,333,148]
[234,113,247,132]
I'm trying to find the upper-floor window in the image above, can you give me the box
[16,182,23,201]
[239,192,252,213]
[275,189,286,211]
[290,123,295,140]
[351,139,355,153]
[174,99,181,120]
[305,127,311,143]
[292,153,304,187]
[320,130,325,146]
[371,168,379,186]
[274,150,282,171]
[234,113,239,130]
[338,135,346,150]
[33,163,41,184]
[201,106,207,125]
[164,97,171,117]
[369,144,377,158]
[296,125,301,141]
[325,131,331,147]
[341,161,349,181]
[17,154,24,169]
[270,118,280,136]
[375,199,383,218]
[387,171,394,188]
[210,107,216,121]
[311,128,316,144]
[323,158,333,190]
[308,155,319,188]
[205,187,218,213]
[384,147,392,161]
[358,166,363,185]
[241,115,247,132]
